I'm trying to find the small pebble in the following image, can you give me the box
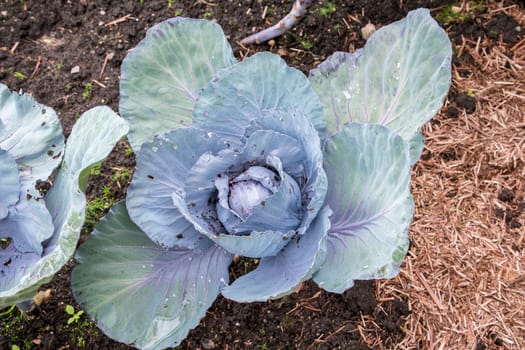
[33,288,52,306]
[201,339,216,349]
[361,23,376,40]
[277,48,288,57]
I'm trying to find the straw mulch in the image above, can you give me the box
[370,3,525,349]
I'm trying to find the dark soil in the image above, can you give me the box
[0,1,523,349]
[495,188,524,229]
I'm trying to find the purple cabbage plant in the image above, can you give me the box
[0,84,128,308]
[71,9,451,350]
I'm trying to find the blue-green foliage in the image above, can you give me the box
[71,9,451,350]
[0,84,128,308]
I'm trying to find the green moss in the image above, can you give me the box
[300,39,313,50]
[437,2,484,24]
[437,4,468,24]
[0,298,100,349]
[84,186,114,229]
[88,164,102,177]
[13,71,26,81]
[111,167,132,187]
[82,82,94,100]
[289,32,314,50]
[0,306,25,347]
[319,1,336,18]
[125,144,134,156]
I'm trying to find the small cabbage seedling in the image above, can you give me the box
[0,84,128,308]
[65,304,84,325]
[71,9,451,350]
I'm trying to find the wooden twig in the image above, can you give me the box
[99,52,114,79]
[30,56,41,79]
[10,41,19,54]
[104,14,133,27]
[241,0,314,45]
[91,79,107,88]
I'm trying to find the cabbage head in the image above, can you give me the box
[71,9,451,350]
[0,84,128,308]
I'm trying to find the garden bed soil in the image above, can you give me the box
[1,1,524,349]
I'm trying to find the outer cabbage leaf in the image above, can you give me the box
[193,52,326,142]
[0,197,54,255]
[120,17,237,151]
[313,123,412,293]
[0,83,64,196]
[72,202,232,350]
[309,8,451,148]
[408,132,425,165]
[0,149,19,219]
[0,84,65,256]
[0,106,128,307]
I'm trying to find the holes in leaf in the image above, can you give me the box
[0,237,12,250]
[229,256,260,282]
[36,179,52,196]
